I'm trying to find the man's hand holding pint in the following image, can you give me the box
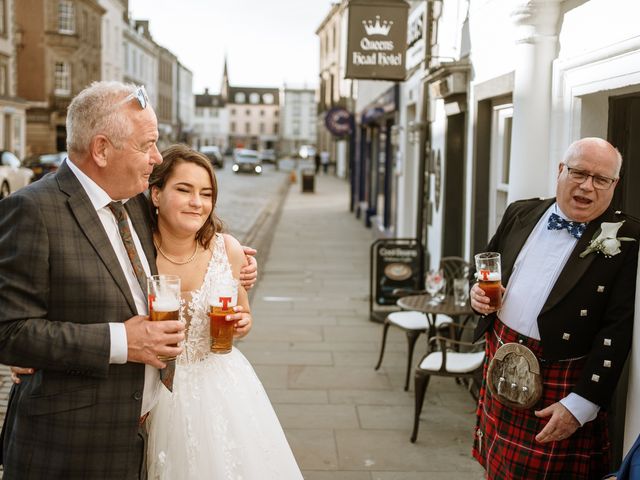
[124,315,185,369]
[470,283,506,315]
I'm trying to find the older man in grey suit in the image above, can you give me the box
[0,81,187,479]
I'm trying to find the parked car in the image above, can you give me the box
[232,149,262,175]
[199,145,224,168]
[298,144,316,159]
[0,151,34,200]
[258,149,277,164]
[22,151,67,182]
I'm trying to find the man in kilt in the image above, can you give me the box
[470,137,640,479]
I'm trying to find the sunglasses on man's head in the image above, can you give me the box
[119,86,148,110]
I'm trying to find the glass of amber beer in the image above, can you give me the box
[474,252,502,309]
[147,275,181,361]
[208,279,239,354]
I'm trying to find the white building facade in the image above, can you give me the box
[176,61,194,143]
[398,0,640,460]
[123,19,158,109]
[97,0,125,81]
[279,87,317,157]
[193,89,228,149]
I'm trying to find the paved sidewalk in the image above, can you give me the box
[242,174,486,479]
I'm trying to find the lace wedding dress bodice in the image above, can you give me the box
[147,234,303,480]
[179,233,233,364]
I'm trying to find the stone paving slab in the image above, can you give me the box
[245,173,486,479]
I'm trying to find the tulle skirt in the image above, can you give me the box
[146,348,303,480]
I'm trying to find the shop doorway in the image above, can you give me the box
[607,93,640,468]
[442,112,465,257]
[609,94,640,218]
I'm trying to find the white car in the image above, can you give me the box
[298,145,316,159]
[0,151,34,200]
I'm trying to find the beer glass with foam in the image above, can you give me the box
[474,252,502,309]
[209,279,239,354]
[147,274,181,361]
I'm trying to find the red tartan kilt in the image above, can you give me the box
[472,319,610,479]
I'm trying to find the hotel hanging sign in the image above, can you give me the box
[345,0,409,81]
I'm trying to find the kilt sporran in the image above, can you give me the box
[486,342,543,409]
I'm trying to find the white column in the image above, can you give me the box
[507,0,563,203]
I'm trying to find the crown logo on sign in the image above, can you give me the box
[362,16,393,36]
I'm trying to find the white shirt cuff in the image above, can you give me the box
[108,322,128,364]
[559,393,600,426]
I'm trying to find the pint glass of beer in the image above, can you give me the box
[208,279,239,354]
[474,252,502,309]
[147,274,181,361]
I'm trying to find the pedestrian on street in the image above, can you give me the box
[320,150,330,174]
[0,81,258,479]
[314,151,321,174]
[470,137,640,479]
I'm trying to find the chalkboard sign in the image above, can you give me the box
[370,239,423,313]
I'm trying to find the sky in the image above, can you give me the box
[128,0,337,94]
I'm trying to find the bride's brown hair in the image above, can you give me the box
[148,144,225,249]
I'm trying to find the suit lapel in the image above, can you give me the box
[57,161,138,314]
[501,199,555,286]
[539,207,615,315]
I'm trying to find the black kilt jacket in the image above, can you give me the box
[474,197,640,409]
[0,161,157,479]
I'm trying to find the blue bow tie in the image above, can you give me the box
[547,212,587,239]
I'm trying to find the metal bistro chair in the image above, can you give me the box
[410,322,485,443]
[374,257,470,391]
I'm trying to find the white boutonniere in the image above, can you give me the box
[579,221,636,258]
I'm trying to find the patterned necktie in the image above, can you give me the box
[108,202,175,392]
[107,202,148,294]
[546,212,587,239]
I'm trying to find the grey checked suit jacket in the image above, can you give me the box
[474,198,640,408]
[0,161,157,479]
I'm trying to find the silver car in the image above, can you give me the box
[232,149,262,175]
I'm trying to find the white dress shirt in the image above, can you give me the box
[498,202,599,425]
[67,159,160,415]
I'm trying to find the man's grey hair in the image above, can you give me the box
[562,137,623,177]
[66,81,140,155]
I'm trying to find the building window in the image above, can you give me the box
[230,121,236,133]
[0,0,6,37]
[259,123,265,134]
[54,61,71,96]
[58,0,75,34]
[245,122,250,134]
[0,56,8,96]
[235,92,245,103]
[260,110,265,117]
[231,108,236,115]
[245,109,250,116]
[273,123,278,135]
[489,103,513,234]
[263,93,274,104]
[249,93,260,104]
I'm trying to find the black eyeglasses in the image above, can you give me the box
[563,164,617,190]
[118,86,148,110]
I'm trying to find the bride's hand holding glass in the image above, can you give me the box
[231,305,252,338]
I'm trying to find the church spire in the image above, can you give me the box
[220,54,230,101]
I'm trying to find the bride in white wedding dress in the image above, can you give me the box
[145,145,302,480]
